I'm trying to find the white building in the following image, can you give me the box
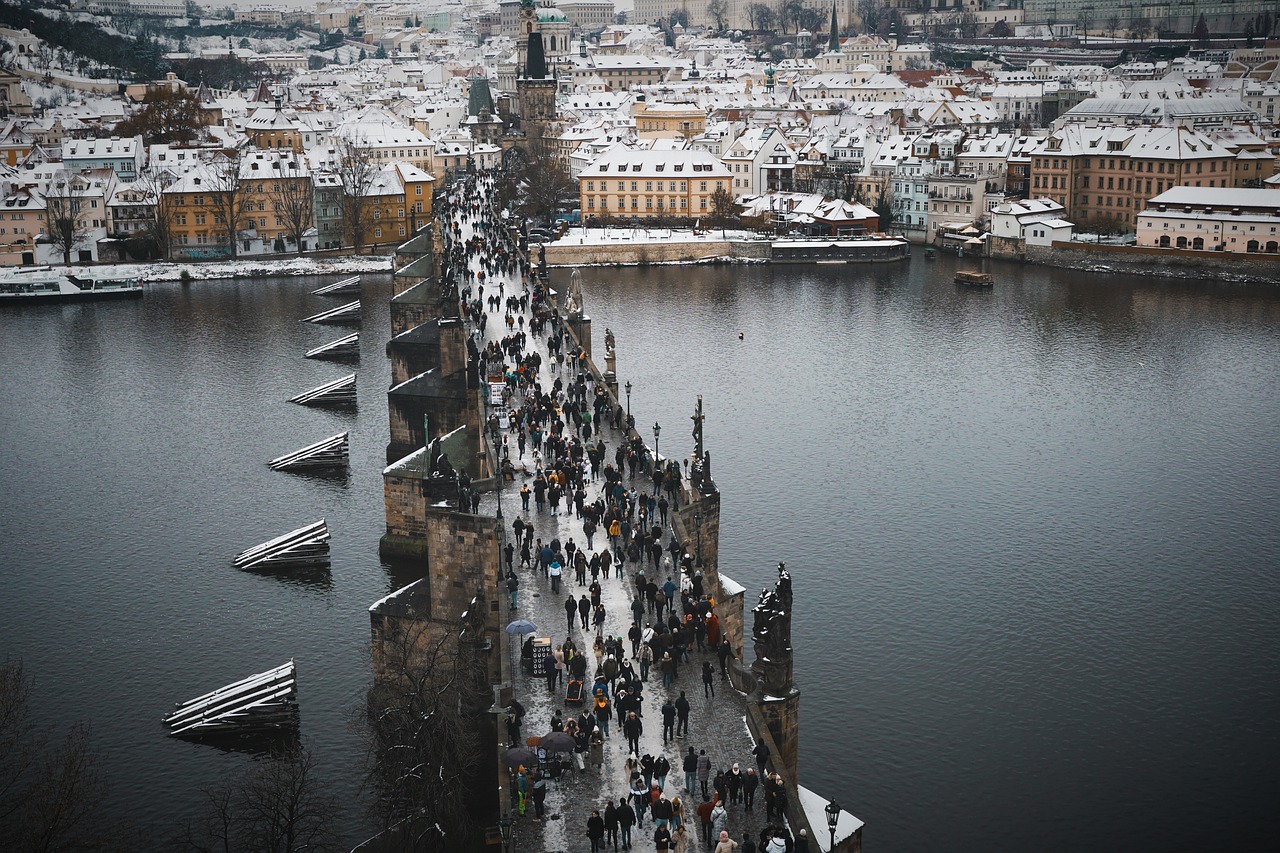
[990,197,1074,247]
[1136,187,1280,254]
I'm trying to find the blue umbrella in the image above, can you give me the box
[506,619,538,635]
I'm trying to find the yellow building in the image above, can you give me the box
[244,102,306,153]
[578,147,731,221]
[632,101,707,140]
[365,162,435,248]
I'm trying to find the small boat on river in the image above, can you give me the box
[955,270,994,287]
[0,267,142,303]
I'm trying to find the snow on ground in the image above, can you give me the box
[549,226,763,246]
[89,254,393,283]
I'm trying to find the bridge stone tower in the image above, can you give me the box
[517,6,557,134]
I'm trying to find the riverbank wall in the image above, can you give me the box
[545,236,771,266]
[990,237,1280,284]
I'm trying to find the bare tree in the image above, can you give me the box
[517,132,576,225]
[747,2,775,30]
[1106,14,1120,39]
[709,185,737,237]
[134,170,179,259]
[182,748,337,853]
[706,0,728,32]
[1075,9,1093,42]
[1,661,134,851]
[206,155,250,258]
[335,138,378,253]
[276,158,314,253]
[43,171,89,266]
[359,614,490,852]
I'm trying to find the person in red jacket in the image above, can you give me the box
[697,793,719,846]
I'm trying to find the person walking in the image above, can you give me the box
[531,769,547,819]
[550,559,562,592]
[506,569,519,609]
[683,747,699,794]
[709,800,728,847]
[579,594,591,629]
[696,795,716,847]
[742,768,758,813]
[702,661,715,698]
[623,711,643,756]
[654,754,671,791]
[639,643,653,682]
[661,652,675,689]
[604,801,620,851]
[726,764,743,805]
[661,697,677,744]
[587,809,606,853]
[653,823,673,852]
[675,690,690,737]
[672,824,691,853]
[617,796,636,850]
[714,831,738,853]
[696,749,712,797]
[590,727,605,768]
[751,740,770,775]
[717,639,733,679]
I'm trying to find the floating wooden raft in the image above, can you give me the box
[163,660,298,739]
[268,432,349,471]
[234,520,330,571]
[289,373,356,406]
[305,332,359,360]
[312,275,361,296]
[302,300,361,325]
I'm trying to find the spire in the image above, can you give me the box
[468,77,494,118]
[526,31,548,80]
[828,1,840,52]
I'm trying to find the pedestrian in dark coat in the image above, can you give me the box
[702,661,715,697]
[617,797,636,849]
[604,802,620,851]
[587,810,606,852]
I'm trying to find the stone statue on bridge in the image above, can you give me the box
[751,562,794,697]
[605,327,616,358]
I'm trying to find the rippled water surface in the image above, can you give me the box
[1,260,1278,851]
[564,258,1280,853]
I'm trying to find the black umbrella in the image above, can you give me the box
[539,731,577,752]
[503,746,537,768]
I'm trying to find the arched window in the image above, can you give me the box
[1176,236,1187,249]
[1192,237,1204,250]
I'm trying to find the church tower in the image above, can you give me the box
[517,19,558,134]
[817,2,845,74]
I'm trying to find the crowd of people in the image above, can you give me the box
[441,172,810,853]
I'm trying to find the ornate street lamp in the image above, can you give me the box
[825,800,841,852]
[652,422,661,478]
[624,381,632,420]
[498,815,514,853]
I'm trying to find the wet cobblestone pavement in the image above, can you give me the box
[452,199,782,853]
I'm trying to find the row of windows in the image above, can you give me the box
[585,197,702,211]
[1035,157,1226,175]
[588,180,690,192]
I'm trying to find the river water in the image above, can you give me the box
[1,259,1278,851]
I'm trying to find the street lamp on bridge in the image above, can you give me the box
[652,421,661,484]
[825,800,841,852]
[624,381,632,421]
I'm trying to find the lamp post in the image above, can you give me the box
[825,800,841,852]
[625,381,632,421]
[498,815,514,853]
[693,512,702,567]
[652,422,661,481]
